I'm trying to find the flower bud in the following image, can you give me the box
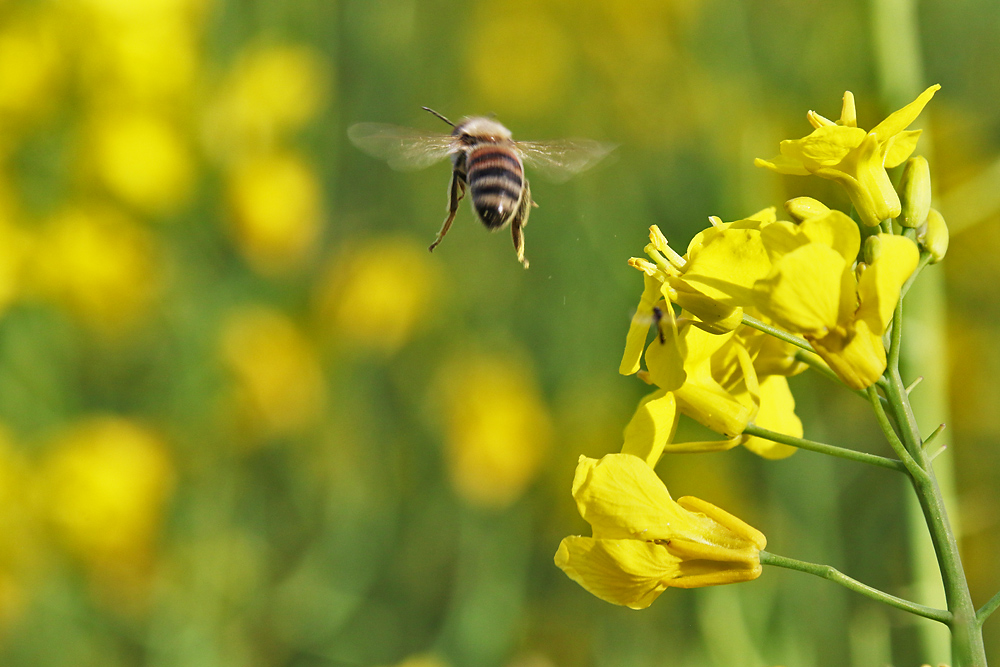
[918,208,949,263]
[863,234,882,265]
[898,156,931,228]
[784,197,830,222]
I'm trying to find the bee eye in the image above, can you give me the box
[460,133,476,145]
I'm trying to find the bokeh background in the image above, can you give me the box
[0,0,998,665]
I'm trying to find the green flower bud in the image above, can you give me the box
[918,207,949,263]
[863,234,882,265]
[898,156,931,228]
[784,197,830,222]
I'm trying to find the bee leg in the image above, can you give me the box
[511,180,533,269]
[429,170,466,253]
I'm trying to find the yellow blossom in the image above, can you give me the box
[756,85,940,226]
[220,306,326,443]
[316,237,440,354]
[42,417,174,578]
[89,111,195,214]
[750,209,919,388]
[204,44,329,161]
[28,205,159,332]
[437,353,552,509]
[227,151,323,276]
[555,454,765,609]
[0,9,64,127]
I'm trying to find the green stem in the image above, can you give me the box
[759,551,951,624]
[900,252,933,300]
[883,298,986,666]
[742,424,905,472]
[866,385,922,476]
[978,589,1000,627]
[741,314,813,353]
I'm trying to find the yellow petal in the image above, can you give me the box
[571,454,708,541]
[779,125,867,169]
[675,339,759,437]
[754,154,810,176]
[644,306,687,391]
[869,84,940,141]
[658,435,742,453]
[620,273,662,375]
[808,319,886,390]
[677,227,772,307]
[798,210,861,263]
[839,91,857,127]
[855,235,919,334]
[884,130,922,168]
[754,243,847,333]
[741,376,801,459]
[554,537,678,609]
[622,390,679,468]
[677,496,767,550]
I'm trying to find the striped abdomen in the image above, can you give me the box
[466,143,524,229]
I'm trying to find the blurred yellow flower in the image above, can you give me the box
[29,205,159,331]
[220,306,326,443]
[42,417,175,571]
[438,353,552,509]
[89,111,195,214]
[464,1,571,117]
[78,16,199,109]
[555,454,765,609]
[227,151,323,276]
[0,8,64,126]
[204,44,330,160]
[316,237,440,354]
[385,654,449,667]
[756,86,939,226]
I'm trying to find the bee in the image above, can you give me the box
[348,107,614,268]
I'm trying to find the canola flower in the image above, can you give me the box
[555,453,764,609]
[557,84,996,667]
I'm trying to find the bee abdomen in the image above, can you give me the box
[467,147,524,229]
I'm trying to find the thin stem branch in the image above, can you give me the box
[760,551,952,625]
[900,252,933,300]
[742,424,905,472]
[977,589,1000,627]
[866,385,923,477]
[741,314,813,353]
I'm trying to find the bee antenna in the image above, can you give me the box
[422,107,455,127]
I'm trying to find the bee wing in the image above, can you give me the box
[347,123,459,171]
[516,139,616,183]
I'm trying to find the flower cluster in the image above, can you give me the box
[557,86,948,608]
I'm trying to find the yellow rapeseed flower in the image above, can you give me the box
[89,111,195,214]
[204,44,329,161]
[756,85,939,226]
[750,209,919,389]
[0,427,43,630]
[437,353,552,509]
[0,9,64,127]
[220,306,326,444]
[42,417,174,571]
[28,205,159,332]
[316,237,440,354]
[555,454,765,609]
[227,151,323,276]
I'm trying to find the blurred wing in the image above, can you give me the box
[348,123,458,171]
[517,139,616,183]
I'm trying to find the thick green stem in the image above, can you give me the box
[741,314,813,353]
[742,424,905,472]
[759,551,951,624]
[883,299,986,666]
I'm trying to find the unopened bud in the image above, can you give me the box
[918,208,949,263]
[784,197,830,222]
[863,235,882,265]
[898,156,931,228]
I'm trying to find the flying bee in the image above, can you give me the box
[348,107,614,268]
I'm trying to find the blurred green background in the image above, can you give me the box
[0,0,998,665]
